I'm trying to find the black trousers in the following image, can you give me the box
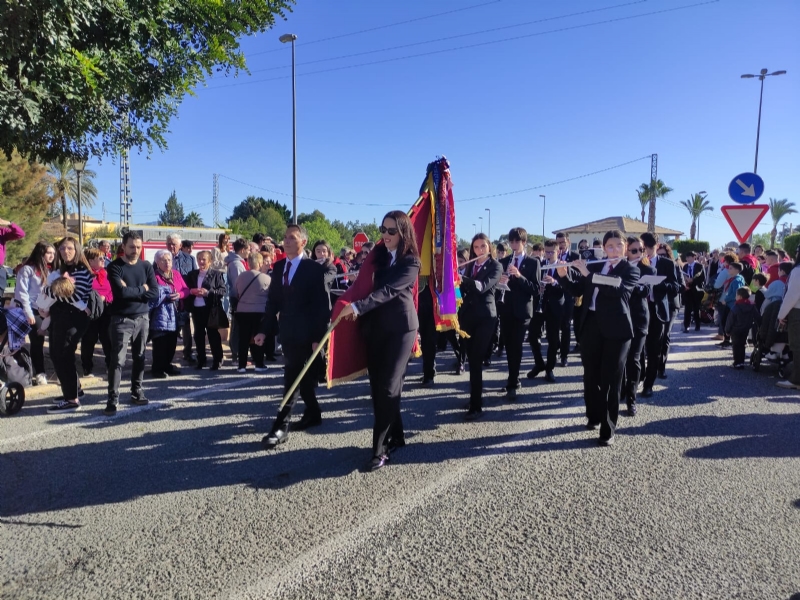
[659,307,678,373]
[80,308,112,374]
[529,310,560,371]
[624,328,648,399]
[274,341,319,428]
[644,303,666,389]
[465,317,496,411]
[731,332,747,364]
[439,329,463,365]
[418,287,437,379]
[366,328,416,457]
[49,305,90,401]
[683,290,701,330]
[27,313,47,376]
[560,297,575,358]
[151,330,178,372]
[500,312,528,388]
[579,311,630,440]
[235,312,266,369]
[191,305,223,365]
[180,314,193,359]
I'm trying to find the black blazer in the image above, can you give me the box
[498,254,541,322]
[184,269,226,311]
[629,262,655,333]
[670,260,685,310]
[259,257,335,346]
[353,252,421,334]
[557,259,639,340]
[648,255,681,322]
[460,257,502,328]
[682,261,705,297]
[539,260,567,317]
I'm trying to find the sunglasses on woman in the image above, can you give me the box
[628,248,641,254]
[657,253,668,257]
[379,226,399,235]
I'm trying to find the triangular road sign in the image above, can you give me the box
[720,204,769,243]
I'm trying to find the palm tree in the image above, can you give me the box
[45,158,99,233]
[636,185,649,222]
[679,193,714,240]
[184,211,205,228]
[637,180,673,227]
[769,197,796,249]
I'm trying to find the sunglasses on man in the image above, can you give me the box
[379,226,399,235]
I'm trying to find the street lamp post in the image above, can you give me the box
[741,68,786,174]
[472,223,476,235]
[72,158,87,242]
[484,208,491,241]
[479,216,483,233]
[280,33,298,224]
[539,195,546,238]
[697,190,707,241]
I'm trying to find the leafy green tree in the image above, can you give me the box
[679,193,714,240]
[768,198,796,249]
[0,0,294,161]
[635,187,650,222]
[0,152,52,265]
[228,207,286,241]
[229,196,291,224]
[297,210,327,225]
[345,220,380,244]
[45,158,99,233]
[184,211,205,228]
[303,218,347,255]
[158,190,185,226]
[751,232,772,250]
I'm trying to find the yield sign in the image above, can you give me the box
[720,204,769,243]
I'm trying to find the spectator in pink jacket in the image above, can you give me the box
[0,218,25,291]
[81,247,114,377]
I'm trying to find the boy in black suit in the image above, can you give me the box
[498,227,541,399]
[255,224,336,450]
[528,239,564,382]
[555,231,580,363]
[682,251,705,332]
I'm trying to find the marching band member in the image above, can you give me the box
[555,232,579,364]
[623,236,654,416]
[528,239,565,383]
[339,211,421,471]
[556,230,639,445]
[458,233,502,420]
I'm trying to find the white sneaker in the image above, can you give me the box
[776,380,800,390]
[34,373,48,386]
[236,368,247,374]
[765,352,780,361]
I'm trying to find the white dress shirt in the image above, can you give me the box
[284,254,303,285]
[195,270,207,307]
[589,261,615,311]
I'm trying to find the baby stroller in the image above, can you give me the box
[750,298,791,378]
[0,307,33,416]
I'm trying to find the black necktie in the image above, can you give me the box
[283,262,291,286]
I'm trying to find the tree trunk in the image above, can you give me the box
[61,194,67,234]
[771,228,777,249]
[690,220,696,241]
[641,209,645,222]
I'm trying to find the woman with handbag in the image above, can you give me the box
[185,250,227,370]
[234,253,271,372]
[149,250,190,378]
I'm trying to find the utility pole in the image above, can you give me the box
[213,173,220,226]
[646,153,658,233]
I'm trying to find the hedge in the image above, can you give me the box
[672,240,710,255]
[783,234,800,260]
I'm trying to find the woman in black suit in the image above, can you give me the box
[623,236,654,417]
[459,233,502,420]
[339,210,420,471]
[185,250,227,370]
[556,230,639,446]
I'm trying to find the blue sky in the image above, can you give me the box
[87,0,799,247]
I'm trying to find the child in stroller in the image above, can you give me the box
[751,282,790,377]
[0,306,33,415]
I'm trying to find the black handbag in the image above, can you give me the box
[207,303,229,329]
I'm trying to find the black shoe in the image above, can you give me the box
[130,391,148,406]
[544,370,556,383]
[150,370,168,379]
[210,361,220,371]
[420,377,435,387]
[464,409,483,421]
[626,401,637,417]
[164,365,182,376]
[527,367,543,379]
[455,363,465,375]
[183,356,197,365]
[641,387,653,398]
[657,371,667,379]
[683,328,689,333]
[483,358,492,367]
[585,421,600,430]
[54,389,85,402]
[264,355,278,362]
[195,361,206,370]
[386,438,406,453]
[717,341,731,348]
[262,427,289,450]
[695,326,701,332]
[506,387,517,401]
[369,454,390,471]
[495,348,504,357]
[598,435,615,447]
[103,402,117,416]
[293,413,322,431]
[559,359,568,368]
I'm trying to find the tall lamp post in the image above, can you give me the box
[479,216,483,233]
[472,223,476,235]
[741,68,786,174]
[696,190,707,241]
[539,194,546,238]
[280,33,298,224]
[72,158,87,242]
[484,208,491,241]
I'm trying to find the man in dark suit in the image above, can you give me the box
[255,224,336,450]
[681,251,705,332]
[555,231,580,363]
[528,239,564,383]
[624,237,654,416]
[498,227,541,399]
[660,254,685,376]
[640,233,681,397]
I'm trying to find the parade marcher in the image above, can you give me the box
[185,250,227,370]
[80,247,114,377]
[149,249,189,378]
[234,253,270,373]
[255,224,336,450]
[555,231,580,363]
[556,230,639,445]
[498,227,541,399]
[623,236,654,416]
[659,243,685,377]
[459,233,502,420]
[528,239,565,383]
[339,211,421,470]
[14,241,54,385]
[106,231,158,415]
[44,237,94,413]
[682,251,705,332]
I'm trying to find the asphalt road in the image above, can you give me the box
[1,326,799,599]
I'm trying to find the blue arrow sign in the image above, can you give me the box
[728,172,764,204]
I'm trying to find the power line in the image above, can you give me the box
[207,1,719,90]
[246,0,503,57]
[247,0,648,75]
